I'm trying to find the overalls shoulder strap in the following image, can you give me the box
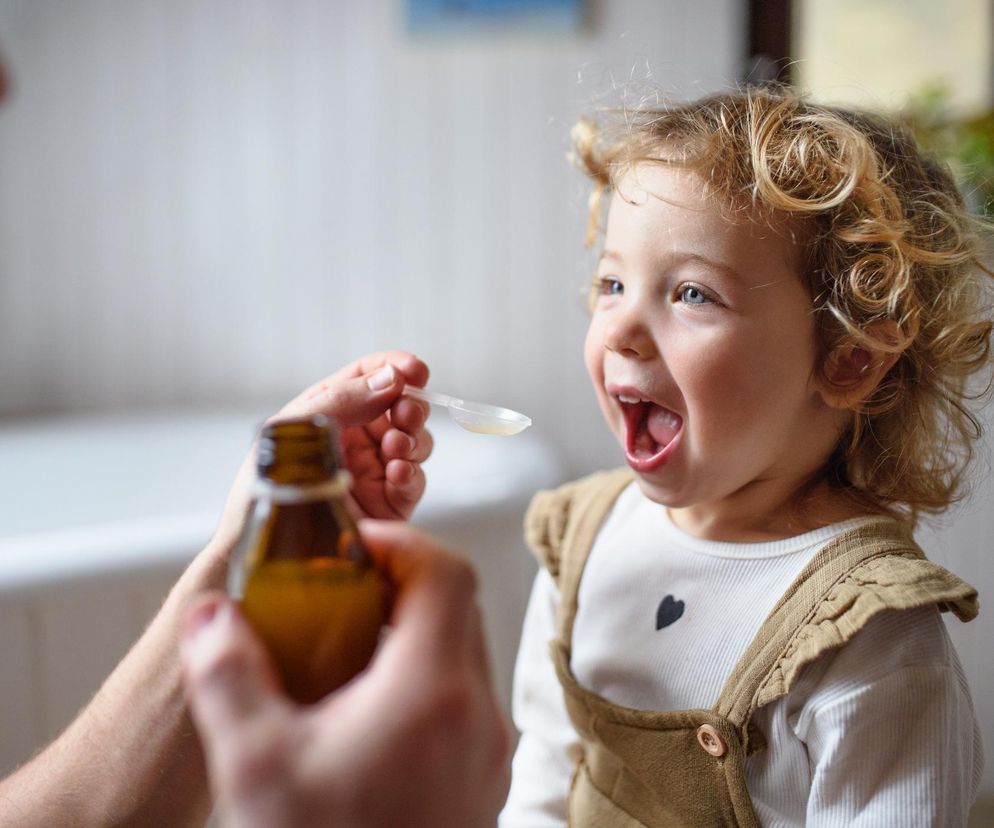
[713,517,979,739]
[524,467,634,630]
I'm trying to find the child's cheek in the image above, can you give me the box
[583,322,621,437]
[582,321,603,385]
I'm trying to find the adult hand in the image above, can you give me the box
[181,521,511,828]
[0,357,438,828]
[214,351,433,552]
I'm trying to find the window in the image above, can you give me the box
[792,0,993,116]
[748,0,994,213]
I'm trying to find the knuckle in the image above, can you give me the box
[197,640,257,687]
[419,429,435,460]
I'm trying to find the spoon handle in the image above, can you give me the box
[403,387,462,408]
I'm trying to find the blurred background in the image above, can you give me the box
[0,0,989,460]
[0,0,992,819]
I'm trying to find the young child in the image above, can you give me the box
[500,86,992,827]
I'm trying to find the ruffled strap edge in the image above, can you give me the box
[755,553,978,708]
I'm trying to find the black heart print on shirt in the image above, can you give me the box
[655,594,685,630]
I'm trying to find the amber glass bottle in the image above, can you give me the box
[227,415,387,703]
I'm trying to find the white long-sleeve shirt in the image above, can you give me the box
[500,483,983,827]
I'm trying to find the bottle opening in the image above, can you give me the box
[256,415,342,485]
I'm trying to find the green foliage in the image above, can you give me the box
[903,82,994,216]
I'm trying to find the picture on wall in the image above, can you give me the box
[407,0,584,32]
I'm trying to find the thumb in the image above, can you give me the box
[280,362,404,427]
[181,595,291,772]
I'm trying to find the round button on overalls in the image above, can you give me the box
[696,724,727,758]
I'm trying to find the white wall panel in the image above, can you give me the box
[0,0,744,476]
[0,600,39,774]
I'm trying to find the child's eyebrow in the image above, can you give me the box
[600,249,737,277]
[657,252,745,285]
[679,253,739,279]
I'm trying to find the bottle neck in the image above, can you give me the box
[255,415,344,486]
[251,471,353,504]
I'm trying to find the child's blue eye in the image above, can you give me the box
[596,277,624,296]
[679,285,710,305]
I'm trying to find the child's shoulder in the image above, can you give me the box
[810,519,979,629]
[752,518,979,709]
[524,468,633,579]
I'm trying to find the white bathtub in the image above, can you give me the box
[0,408,565,777]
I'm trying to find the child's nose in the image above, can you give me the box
[603,308,656,358]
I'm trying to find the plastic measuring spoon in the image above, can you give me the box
[404,387,532,436]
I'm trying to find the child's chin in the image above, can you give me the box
[630,474,683,509]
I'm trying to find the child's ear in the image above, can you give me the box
[817,322,904,410]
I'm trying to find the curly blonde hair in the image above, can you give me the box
[572,85,994,524]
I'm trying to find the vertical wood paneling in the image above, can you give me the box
[34,583,139,741]
[0,569,182,777]
[128,572,181,634]
[0,0,743,433]
[0,600,40,777]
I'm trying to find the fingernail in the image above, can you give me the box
[184,599,221,641]
[181,601,238,669]
[366,364,396,391]
[183,598,238,649]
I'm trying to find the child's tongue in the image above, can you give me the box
[630,403,682,458]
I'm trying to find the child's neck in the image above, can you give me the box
[666,479,877,543]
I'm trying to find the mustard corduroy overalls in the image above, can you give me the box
[524,469,979,828]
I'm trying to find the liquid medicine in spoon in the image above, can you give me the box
[404,387,532,436]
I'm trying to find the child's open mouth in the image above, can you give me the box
[618,396,682,470]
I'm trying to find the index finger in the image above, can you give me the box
[277,351,430,428]
[341,351,430,390]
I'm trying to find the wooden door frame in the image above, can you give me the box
[747,0,792,83]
